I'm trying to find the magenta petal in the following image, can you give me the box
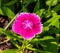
[33,24,42,34]
[16,12,29,22]
[29,13,40,24]
[20,29,35,40]
[12,20,21,34]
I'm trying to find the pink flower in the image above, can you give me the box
[12,12,43,40]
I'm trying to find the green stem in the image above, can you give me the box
[4,13,19,31]
[48,0,54,11]
[0,0,1,7]
[22,40,28,52]
[18,40,29,53]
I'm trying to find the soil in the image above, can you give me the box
[0,15,13,50]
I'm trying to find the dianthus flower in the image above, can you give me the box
[12,12,43,40]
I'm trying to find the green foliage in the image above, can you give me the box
[2,49,17,53]
[46,0,57,6]
[2,7,15,19]
[0,8,4,15]
[53,4,60,12]
[34,0,40,12]
[3,0,17,6]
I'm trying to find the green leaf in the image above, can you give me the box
[32,36,54,44]
[48,42,58,53]
[22,0,36,7]
[2,49,17,53]
[40,39,57,53]
[54,18,59,28]
[43,11,58,27]
[3,0,17,6]
[45,11,52,18]
[0,8,4,15]
[43,27,49,31]
[53,4,60,12]
[2,7,15,19]
[40,51,52,53]
[41,36,54,40]
[46,0,57,6]
[55,15,59,30]
[58,0,60,2]
[11,40,20,49]
[36,9,45,18]
[34,0,40,12]
[26,47,52,53]
[22,6,27,12]
[0,0,1,7]
[0,28,22,41]
[58,15,60,19]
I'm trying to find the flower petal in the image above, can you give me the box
[33,23,42,34]
[28,13,40,24]
[20,29,35,40]
[16,12,29,22]
[12,20,22,34]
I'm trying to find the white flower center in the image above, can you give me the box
[22,20,33,30]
